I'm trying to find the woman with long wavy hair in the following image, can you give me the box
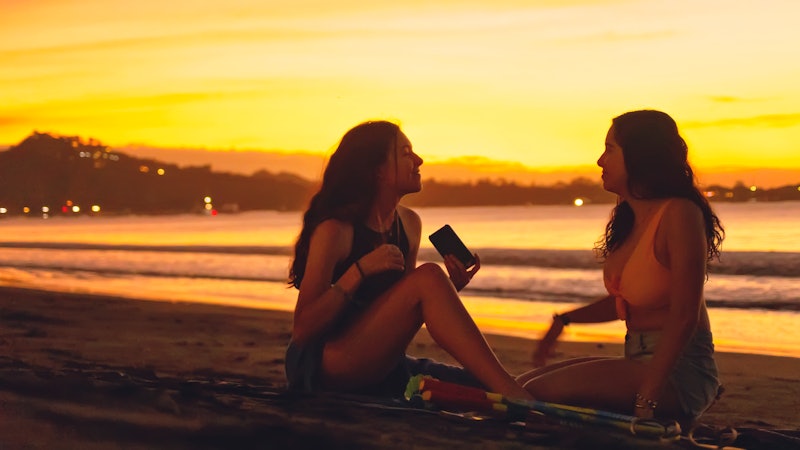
[518,110,724,422]
[285,120,530,399]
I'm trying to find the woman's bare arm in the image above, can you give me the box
[637,199,706,409]
[291,220,360,345]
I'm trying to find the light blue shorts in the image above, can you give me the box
[625,329,720,419]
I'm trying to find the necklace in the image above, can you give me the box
[368,210,399,246]
[383,211,399,246]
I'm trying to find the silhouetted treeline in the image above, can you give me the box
[404,178,800,207]
[1,132,798,216]
[403,178,617,207]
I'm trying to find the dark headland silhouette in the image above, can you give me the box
[1,132,798,216]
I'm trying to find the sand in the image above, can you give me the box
[1,286,798,449]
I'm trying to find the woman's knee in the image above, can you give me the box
[410,262,450,284]
[401,263,453,296]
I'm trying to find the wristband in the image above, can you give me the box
[354,260,366,279]
[553,313,571,326]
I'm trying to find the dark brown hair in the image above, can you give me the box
[289,120,400,288]
[596,110,724,262]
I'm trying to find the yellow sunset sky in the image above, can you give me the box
[2,0,799,184]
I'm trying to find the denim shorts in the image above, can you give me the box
[625,329,721,419]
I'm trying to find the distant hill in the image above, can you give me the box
[0,132,313,215]
[117,144,329,180]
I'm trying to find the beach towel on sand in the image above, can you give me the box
[400,375,800,450]
[4,356,797,449]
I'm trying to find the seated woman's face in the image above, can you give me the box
[597,125,628,197]
[379,131,424,195]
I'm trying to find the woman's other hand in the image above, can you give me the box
[633,404,656,419]
[443,253,480,291]
[532,318,564,367]
[359,244,406,276]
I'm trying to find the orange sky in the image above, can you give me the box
[2,0,800,185]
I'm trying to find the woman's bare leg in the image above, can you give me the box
[322,263,531,399]
[522,358,682,418]
[515,356,612,386]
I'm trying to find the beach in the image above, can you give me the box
[1,286,798,449]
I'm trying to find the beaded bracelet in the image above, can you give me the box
[634,393,658,410]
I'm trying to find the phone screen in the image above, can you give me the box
[428,224,476,269]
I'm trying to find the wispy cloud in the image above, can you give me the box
[709,96,744,103]
[555,29,677,45]
[0,116,29,127]
[685,113,800,129]
[708,95,773,104]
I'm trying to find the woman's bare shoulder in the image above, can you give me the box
[663,197,703,221]
[312,218,354,247]
[397,205,421,228]
[661,198,705,244]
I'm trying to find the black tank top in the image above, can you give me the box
[333,214,409,308]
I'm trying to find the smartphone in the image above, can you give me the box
[428,224,476,269]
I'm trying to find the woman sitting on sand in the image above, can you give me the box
[518,110,724,422]
[285,120,531,400]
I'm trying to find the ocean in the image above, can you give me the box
[1,202,798,358]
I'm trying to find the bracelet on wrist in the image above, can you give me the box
[354,260,366,279]
[553,313,571,326]
[634,393,658,410]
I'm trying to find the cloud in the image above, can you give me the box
[555,29,677,45]
[709,96,743,103]
[708,95,774,104]
[684,113,800,129]
[1,29,341,60]
[9,91,221,117]
[0,116,28,126]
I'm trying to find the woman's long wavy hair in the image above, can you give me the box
[595,110,724,262]
[289,120,400,288]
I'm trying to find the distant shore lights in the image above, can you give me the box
[204,196,217,216]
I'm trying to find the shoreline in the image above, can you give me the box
[4,275,798,359]
[1,285,798,448]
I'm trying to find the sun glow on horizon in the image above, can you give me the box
[2,0,800,174]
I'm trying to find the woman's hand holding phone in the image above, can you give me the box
[429,224,480,291]
[443,253,480,291]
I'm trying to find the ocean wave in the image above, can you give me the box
[2,242,799,278]
[427,248,800,278]
[1,260,798,312]
[0,241,293,256]
[3,264,797,312]
[0,262,286,284]
[462,285,800,312]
